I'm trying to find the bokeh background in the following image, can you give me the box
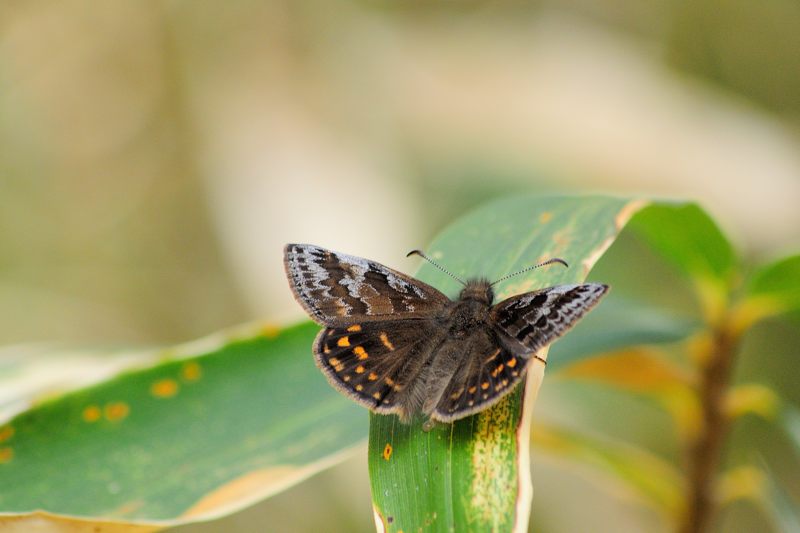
[2,1,799,532]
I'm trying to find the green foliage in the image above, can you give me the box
[0,194,798,532]
[0,323,365,527]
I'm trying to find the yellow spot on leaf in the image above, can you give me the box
[0,426,14,443]
[82,405,102,423]
[380,332,394,351]
[354,346,369,360]
[539,211,553,223]
[151,379,179,398]
[262,324,280,338]
[383,443,393,461]
[105,402,130,422]
[337,336,350,347]
[347,324,362,332]
[355,365,365,374]
[0,447,13,464]
[181,362,202,382]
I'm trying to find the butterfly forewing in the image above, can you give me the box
[314,321,438,421]
[284,243,450,327]
[490,283,609,353]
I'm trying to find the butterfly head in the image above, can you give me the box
[458,278,494,305]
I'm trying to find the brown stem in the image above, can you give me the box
[679,322,738,533]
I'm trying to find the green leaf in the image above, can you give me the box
[629,203,735,281]
[369,195,647,533]
[0,323,366,528]
[628,203,737,323]
[740,255,800,325]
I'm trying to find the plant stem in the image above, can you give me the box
[680,321,738,533]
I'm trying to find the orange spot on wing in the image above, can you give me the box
[181,362,202,381]
[481,382,489,390]
[0,447,13,464]
[383,443,393,461]
[354,346,369,360]
[347,324,362,332]
[368,372,378,381]
[491,364,504,378]
[468,386,477,394]
[356,384,364,391]
[82,405,102,423]
[0,426,14,443]
[105,402,130,422]
[372,392,382,400]
[380,332,395,351]
[507,357,517,368]
[355,365,365,374]
[151,379,179,398]
[337,336,350,347]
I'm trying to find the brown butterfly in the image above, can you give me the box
[284,244,608,425]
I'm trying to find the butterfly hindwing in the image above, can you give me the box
[490,283,609,353]
[432,342,527,422]
[314,320,438,421]
[285,243,450,327]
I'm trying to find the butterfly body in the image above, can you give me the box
[284,243,608,424]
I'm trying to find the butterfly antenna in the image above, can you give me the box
[406,250,466,286]
[490,258,569,287]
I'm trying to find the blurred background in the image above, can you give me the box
[1,1,799,532]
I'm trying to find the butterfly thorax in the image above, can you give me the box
[447,279,494,338]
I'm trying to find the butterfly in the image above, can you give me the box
[284,243,608,425]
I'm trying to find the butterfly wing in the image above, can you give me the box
[491,283,609,354]
[432,337,529,423]
[433,283,609,423]
[314,320,439,422]
[284,243,451,327]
